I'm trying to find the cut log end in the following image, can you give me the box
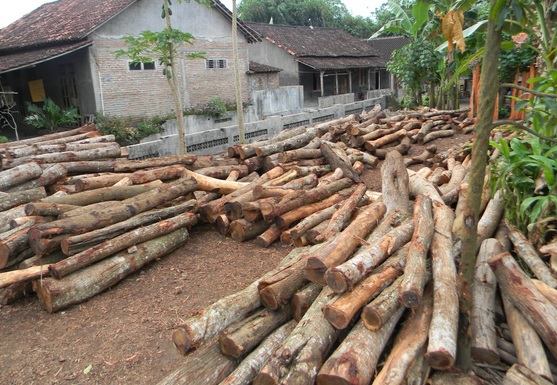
[259,286,280,310]
[322,305,351,330]
[303,257,328,285]
[361,307,383,331]
[425,351,455,370]
[325,269,348,294]
[219,334,244,359]
[172,327,192,356]
[400,291,421,309]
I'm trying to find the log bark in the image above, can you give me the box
[372,284,434,385]
[253,287,340,385]
[291,282,322,322]
[194,164,249,179]
[218,321,297,385]
[320,141,361,183]
[219,306,292,358]
[364,129,407,152]
[229,219,271,242]
[502,364,554,385]
[488,251,557,360]
[255,224,283,248]
[476,190,505,247]
[303,201,387,285]
[60,199,195,255]
[316,308,404,385]
[49,212,197,279]
[361,274,406,331]
[422,129,455,144]
[172,247,308,355]
[381,150,411,214]
[34,228,189,313]
[277,148,322,163]
[325,216,414,293]
[438,164,467,195]
[0,162,43,190]
[183,168,248,195]
[507,223,557,288]
[254,125,329,157]
[6,164,67,192]
[235,126,309,160]
[41,185,157,206]
[287,204,338,241]
[426,200,458,369]
[9,142,116,157]
[0,187,47,211]
[374,136,412,159]
[398,196,434,310]
[0,205,28,233]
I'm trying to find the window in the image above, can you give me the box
[128,61,155,71]
[359,69,368,87]
[206,59,228,69]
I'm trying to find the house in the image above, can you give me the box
[0,0,260,129]
[245,22,387,108]
[366,35,410,100]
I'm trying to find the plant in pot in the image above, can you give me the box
[24,98,81,132]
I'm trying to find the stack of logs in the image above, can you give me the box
[0,106,555,385]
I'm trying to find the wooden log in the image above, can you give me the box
[398,196,434,309]
[425,200,458,369]
[371,284,434,385]
[277,148,322,163]
[476,190,505,247]
[255,224,283,248]
[9,142,116,157]
[172,247,308,355]
[381,150,411,215]
[325,216,414,293]
[355,124,401,146]
[253,287,341,385]
[323,264,402,330]
[236,126,309,159]
[507,223,557,288]
[0,187,47,211]
[422,129,455,144]
[502,364,554,385]
[193,164,249,179]
[34,228,189,313]
[361,274,405,331]
[219,305,292,358]
[183,168,247,195]
[229,219,271,242]
[60,199,196,255]
[374,136,412,159]
[314,183,368,242]
[291,282,322,322]
[254,125,329,157]
[316,308,405,385]
[6,164,68,192]
[303,201,387,285]
[0,124,96,149]
[287,204,338,241]
[417,120,435,143]
[219,321,297,385]
[471,239,504,364]
[252,173,318,199]
[407,169,444,204]
[532,279,557,308]
[0,205,28,233]
[364,129,407,152]
[428,167,451,185]
[438,164,467,195]
[488,251,557,360]
[58,200,122,219]
[49,212,197,279]
[118,154,198,172]
[41,184,157,206]
[0,162,43,191]
[502,294,553,381]
[320,141,361,183]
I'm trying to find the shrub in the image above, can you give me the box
[0,136,9,143]
[183,97,251,118]
[95,114,169,145]
[24,98,81,131]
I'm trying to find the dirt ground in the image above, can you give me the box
[0,131,474,385]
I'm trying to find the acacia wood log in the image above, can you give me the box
[476,190,505,248]
[502,294,552,381]
[255,224,282,248]
[218,320,297,385]
[316,308,404,385]
[426,200,458,369]
[58,200,122,219]
[314,183,368,242]
[422,129,455,144]
[502,364,554,385]
[361,274,405,331]
[507,223,557,288]
[303,201,387,285]
[0,205,27,233]
[7,164,68,192]
[325,217,414,293]
[532,279,557,308]
[9,142,116,158]
[471,239,503,364]
[41,184,156,206]
[34,228,189,313]
[399,195,434,309]
[253,287,340,385]
[117,154,197,171]
[0,187,47,211]
[219,306,292,358]
[374,136,412,159]
[364,129,407,152]
[372,284,434,385]
[291,282,322,322]
[61,199,195,255]
[0,162,43,190]
[183,168,247,195]
[287,204,338,241]
[320,141,361,183]
[235,126,309,159]
[172,247,308,355]
[355,124,401,146]
[254,125,329,157]
[0,221,44,269]
[407,169,444,205]
[0,125,96,149]
[277,148,322,163]
[229,219,271,242]
[323,265,402,330]
[48,160,115,175]
[488,252,557,360]
[381,150,411,214]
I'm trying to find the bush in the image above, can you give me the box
[183,97,251,118]
[0,136,9,143]
[95,114,169,145]
[24,98,81,131]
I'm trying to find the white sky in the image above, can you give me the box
[0,0,387,29]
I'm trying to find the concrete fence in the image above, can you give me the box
[127,95,387,159]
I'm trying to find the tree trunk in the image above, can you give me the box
[0,187,47,211]
[0,162,43,190]
[41,185,157,206]
[219,306,292,358]
[501,364,554,385]
[303,201,387,285]
[291,282,322,322]
[34,228,189,313]
[381,150,411,214]
[253,287,340,385]
[316,308,404,385]
[229,219,271,242]
[488,252,557,360]
[426,200,458,369]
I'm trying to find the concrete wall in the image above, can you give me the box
[318,93,355,109]
[128,96,386,158]
[251,86,304,118]
[248,39,299,86]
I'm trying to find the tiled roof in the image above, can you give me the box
[367,36,409,66]
[0,0,136,52]
[245,22,382,70]
[248,61,281,74]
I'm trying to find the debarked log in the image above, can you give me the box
[33,227,190,313]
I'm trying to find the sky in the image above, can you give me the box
[0,0,387,29]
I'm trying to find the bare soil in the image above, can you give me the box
[0,132,474,385]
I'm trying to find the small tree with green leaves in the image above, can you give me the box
[24,98,81,131]
[115,0,210,154]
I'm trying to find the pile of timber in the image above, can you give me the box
[0,107,555,385]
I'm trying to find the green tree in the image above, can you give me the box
[115,0,210,154]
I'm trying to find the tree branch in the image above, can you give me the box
[500,83,557,98]
[490,120,557,143]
